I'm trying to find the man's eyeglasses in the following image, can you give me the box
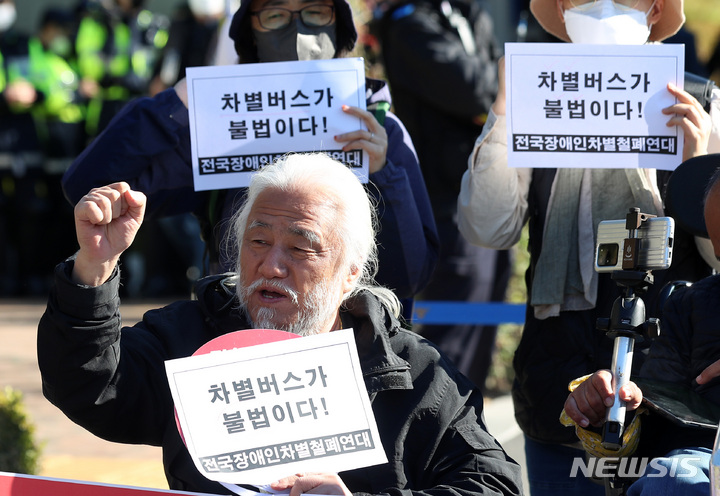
[567,0,642,11]
[251,4,335,31]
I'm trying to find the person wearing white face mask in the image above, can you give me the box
[457,0,720,495]
[560,0,660,45]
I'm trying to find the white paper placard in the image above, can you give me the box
[186,58,368,191]
[165,329,386,485]
[505,42,685,170]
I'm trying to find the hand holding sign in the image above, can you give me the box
[505,43,685,171]
[271,472,352,496]
[166,328,386,486]
[334,105,388,174]
[662,82,712,161]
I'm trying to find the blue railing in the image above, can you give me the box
[411,302,526,325]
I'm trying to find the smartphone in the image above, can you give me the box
[595,217,674,273]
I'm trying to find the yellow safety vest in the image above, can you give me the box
[27,37,84,124]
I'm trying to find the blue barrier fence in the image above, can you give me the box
[411,302,526,325]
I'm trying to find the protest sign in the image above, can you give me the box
[505,43,685,170]
[165,328,386,485]
[0,472,217,496]
[186,58,368,191]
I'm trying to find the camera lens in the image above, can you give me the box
[598,244,619,267]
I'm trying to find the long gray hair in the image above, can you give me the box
[227,153,401,317]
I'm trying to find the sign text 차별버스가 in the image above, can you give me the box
[186,58,369,191]
[505,42,685,171]
[165,328,387,485]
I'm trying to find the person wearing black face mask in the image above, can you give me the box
[248,2,337,62]
[61,0,439,320]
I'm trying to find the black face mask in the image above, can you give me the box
[253,19,337,63]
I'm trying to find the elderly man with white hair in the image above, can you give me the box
[37,153,523,496]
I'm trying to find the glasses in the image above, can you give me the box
[567,0,642,11]
[251,4,335,31]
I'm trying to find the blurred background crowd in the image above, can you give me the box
[1,0,719,302]
[0,0,239,298]
[0,0,720,396]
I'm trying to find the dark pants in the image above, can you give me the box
[416,217,512,390]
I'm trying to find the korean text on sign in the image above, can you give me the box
[505,42,684,170]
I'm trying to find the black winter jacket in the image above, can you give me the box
[38,261,522,496]
[641,273,720,405]
[374,0,499,219]
[630,274,720,457]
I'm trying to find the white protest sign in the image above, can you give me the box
[186,58,369,191]
[505,43,684,170]
[165,328,386,485]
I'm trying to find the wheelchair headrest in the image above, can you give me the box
[665,154,720,238]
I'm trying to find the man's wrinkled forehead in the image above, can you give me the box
[244,186,338,240]
[246,219,321,244]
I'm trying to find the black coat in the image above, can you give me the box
[641,273,720,404]
[630,274,720,457]
[38,261,522,495]
[374,0,499,219]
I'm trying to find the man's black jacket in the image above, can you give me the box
[38,261,522,495]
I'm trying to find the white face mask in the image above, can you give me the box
[563,0,655,45]
[188,0,225,17]
[0,3,17,33]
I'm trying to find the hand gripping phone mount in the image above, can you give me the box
[594,208,667,496]
[596,208,662,451]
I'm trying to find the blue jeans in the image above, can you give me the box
[626,448,710,496]
[524,436,605,496]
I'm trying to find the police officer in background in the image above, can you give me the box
[25,8,87,294]
[0,0,41,170]
[1,4,87,295]
[72,0,168,137]
[1,0,44,295]
[32,8,86,163]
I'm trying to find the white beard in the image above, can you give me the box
[238,278,340,336]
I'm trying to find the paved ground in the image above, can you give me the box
[1,299,168,488]
[0,300,527,492]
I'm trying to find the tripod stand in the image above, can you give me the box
[592,207,673,495]
[595,269,659,496]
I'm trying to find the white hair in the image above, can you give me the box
[227,153,401,317]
